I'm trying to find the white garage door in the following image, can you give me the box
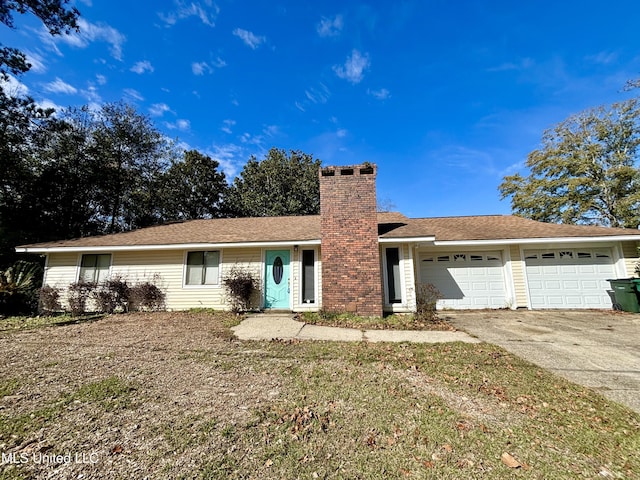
[420,252,507,309]
[524,248,615,309]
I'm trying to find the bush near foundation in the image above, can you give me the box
[223,266,260,313]
[415,283,443,322]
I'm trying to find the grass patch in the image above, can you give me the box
[0,314,104,333]
[68,376,137,411]
[299,310,455,331]
[0,378,20,397]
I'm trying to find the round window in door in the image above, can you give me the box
[272,256,283,284]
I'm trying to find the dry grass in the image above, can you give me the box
[299,311,456,331]
[0,311,638,479]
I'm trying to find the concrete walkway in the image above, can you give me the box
[231,314,480,344]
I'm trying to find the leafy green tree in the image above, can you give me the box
[1,0,79,79]
[499,98,640,228]
[90,102,173,232]
[161,149,228,221]
[0,87,54,266]
[227,148,321,217]
[27,108,102,240]
[0,0,80,267]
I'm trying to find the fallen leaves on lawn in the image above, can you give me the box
[272,403,333,441]
[501,452,530,470]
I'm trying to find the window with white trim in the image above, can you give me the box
[186,251,220,285]
[79,254,111,283]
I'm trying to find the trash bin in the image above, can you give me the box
[607,279,640,313]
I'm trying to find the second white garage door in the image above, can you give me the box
[524,248,616,309]
[419,251,508,309]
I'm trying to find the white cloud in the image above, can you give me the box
[191,57,225,75]
[263,125,279,137]
[40,18,126,60]
[586,51,618,65]
[296,83,331,112]
[176,119,190,130]
[81,85,102,105]
[204,143,246,178]
[232,28,266,49]
[149,103,172,117]
[368,88,390,100]
[192,61,212,75]
[123,88,144,102]
[487,57,534,72]
[212,57,226,68]
[165,119,191,131]
[24,51,47,73]
[131,60,154,74]
[0,75,29,97]
[37,98,65,113]
[317,14,343,37]
[239,132,266,146]
[95,74,107,85]
[333,49,370,84]
[159,1,219,27]
[336,129,348,138]
[43,77,78,95]
[221,119,235,134]
[305,83,330,104]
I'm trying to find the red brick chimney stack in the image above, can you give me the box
[319,164,383,317]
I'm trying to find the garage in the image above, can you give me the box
[419,251,508,309]
[524,248,616,309]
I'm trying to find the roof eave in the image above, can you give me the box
[378,236,436,243]
[434,235,640,246]
[15,239,322,254]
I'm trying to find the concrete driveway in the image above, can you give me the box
[443,310,640,414]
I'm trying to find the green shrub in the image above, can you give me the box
[0,261,43,315]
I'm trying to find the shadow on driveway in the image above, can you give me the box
[443,310,640,414]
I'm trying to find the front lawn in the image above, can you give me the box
[0,311,637,479]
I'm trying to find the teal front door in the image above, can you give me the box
[264,250,290,309]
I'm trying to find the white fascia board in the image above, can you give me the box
[16,239,321,254]
[434,235,640,247]
[378,236,436,244]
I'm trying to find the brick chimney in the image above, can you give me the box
[319,163,383,317]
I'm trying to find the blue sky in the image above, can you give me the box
[2,0,639,218]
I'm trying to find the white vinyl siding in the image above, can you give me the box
[43,248,264,311]
[622,241,639,278]
[509,245,527,308]
[44,253,79,287]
